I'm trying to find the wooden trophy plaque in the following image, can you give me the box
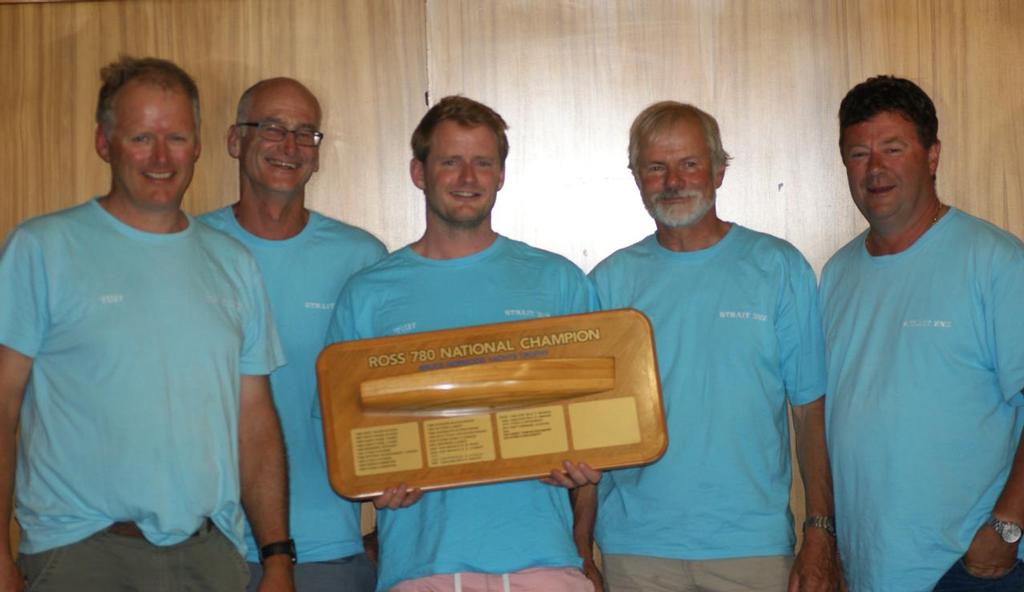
[316,309,666,499]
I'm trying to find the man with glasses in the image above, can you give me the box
[201,77,386,592]
[0,57,291,591]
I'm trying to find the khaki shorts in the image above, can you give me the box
[603,553,793,592]
[18,522,248,592]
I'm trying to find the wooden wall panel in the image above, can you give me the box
[0,0,427,249]
[425,0,1024,273]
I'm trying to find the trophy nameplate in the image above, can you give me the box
[316,309,666,499]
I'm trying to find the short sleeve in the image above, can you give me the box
[990,243,1024,404]
[239,254,285,376]
[776,250,827,406]
[0,228,50,357]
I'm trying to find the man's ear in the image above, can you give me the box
[95,125,112,163]
[927,139,941,177]
[227,125,242,160]
[410,158,426,191]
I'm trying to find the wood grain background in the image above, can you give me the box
[3,0,1023,559]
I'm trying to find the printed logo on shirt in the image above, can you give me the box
[719,310,768,321]
[205,294,243,310]
[902,319,953,329]
[504,308,551,319]
[98,293,124,305]
[390,321,417,335]
[304,301,335,311]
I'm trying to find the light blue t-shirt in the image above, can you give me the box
[0,199,284,555]
[325,235,597,592]
[590,226,826,559]
[200,207,387,563]
[820,208,1024,592]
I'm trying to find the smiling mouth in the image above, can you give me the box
[450,191,480,198]
[267,158,299,170]
[144,172,174,180]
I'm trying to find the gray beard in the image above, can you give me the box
[646,190,715,228]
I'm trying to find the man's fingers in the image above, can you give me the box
[373,483,423,509]
[541,461,602,488]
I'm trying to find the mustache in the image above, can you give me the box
[652,189,704,203]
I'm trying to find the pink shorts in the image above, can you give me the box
[389,566,594,592]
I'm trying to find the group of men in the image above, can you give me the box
[0,55,1020,592]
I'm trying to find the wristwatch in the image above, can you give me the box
[260,539,297,564]
[802,515,836,538]
[988,517,1023,544]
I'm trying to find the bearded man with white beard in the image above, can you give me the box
[574,102,839,592]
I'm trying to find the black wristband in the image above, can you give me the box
[259,539,297,564]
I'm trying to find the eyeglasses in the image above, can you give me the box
[237,121,324,147]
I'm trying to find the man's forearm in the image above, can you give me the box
[788,397,840,591]
[570,483,597,559]
[1,347,32,592]
[0,346,32,561]
[238,375,289,548]
[792,397,834,519]
[0,424,15,562]
[992,392,1024,524]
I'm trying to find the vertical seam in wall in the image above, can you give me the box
[423,0,432,106]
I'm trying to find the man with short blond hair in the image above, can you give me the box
[325,95,600,592]
[0,56,291,592]
[581,101,838,592]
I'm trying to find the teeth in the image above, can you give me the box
[452,191,477,197]
[145,172,173,180]
[268,159,298,169]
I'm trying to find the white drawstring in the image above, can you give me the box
[450,571,512,592]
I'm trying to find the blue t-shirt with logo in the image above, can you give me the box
[325,235,596,591]
[591,225,825,559]
[200,207,386,562]
[820,208,1024,591]
[0,199,284,555]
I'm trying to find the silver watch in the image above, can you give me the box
[988,517,1023,544]
[802,515,836,538]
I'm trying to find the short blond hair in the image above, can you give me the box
[411,96,509,167]
[96,55,199,135]
[628,101,730,175]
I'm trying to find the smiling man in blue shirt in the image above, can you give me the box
[201,77,387,592]
[821,75,1024,592]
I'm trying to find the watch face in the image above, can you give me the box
[1002,522,1023,544]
